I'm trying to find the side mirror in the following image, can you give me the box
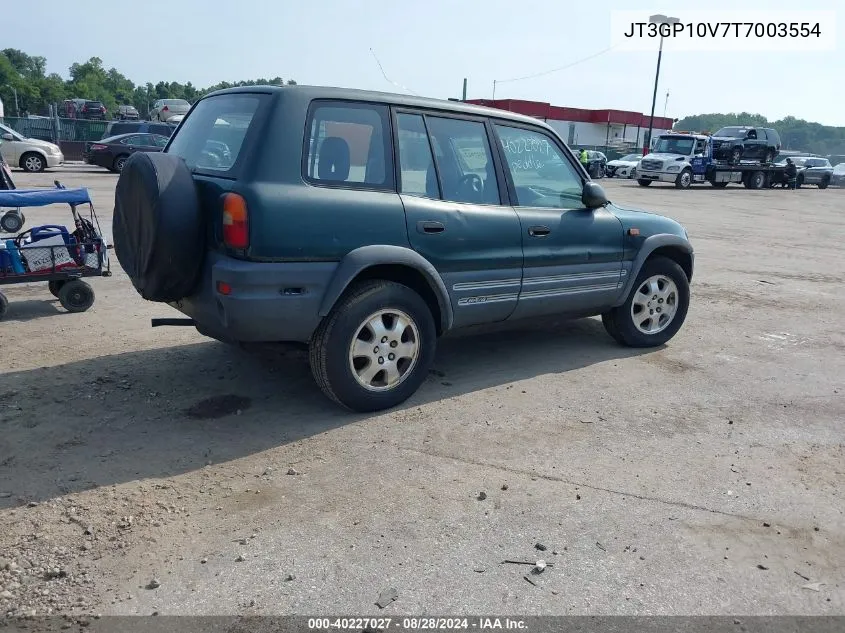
[582,181,608,209]
[1,133,13,142]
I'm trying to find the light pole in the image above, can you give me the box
[644,14,679,155]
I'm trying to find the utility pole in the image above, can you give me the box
[462,78,467,102]
[663,91,669,118]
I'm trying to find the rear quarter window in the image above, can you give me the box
[166,93,266,174]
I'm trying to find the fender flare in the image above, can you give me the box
[318,245,454,332]
[614,234,694,307]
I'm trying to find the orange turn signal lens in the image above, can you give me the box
[222,193,249,249]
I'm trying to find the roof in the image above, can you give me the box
[206,85,558,128]
[464,98,674,129]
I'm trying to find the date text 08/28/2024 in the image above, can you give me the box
[307,617,528,630]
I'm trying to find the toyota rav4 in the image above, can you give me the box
[113,85,694,412]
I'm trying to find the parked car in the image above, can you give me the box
[791,156,834,188]
[605,153,641,178]
[101,121,176,140]
[81,100,108,120]
[113,85,695,412]
[710,126,781,164]
[84,133,168,172]
[831,163,845,187]
[0,122,64,172]
[117,105,139,120]
[584,150,608,178]
[149,99,190,122]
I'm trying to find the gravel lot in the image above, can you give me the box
[0,165,843,617]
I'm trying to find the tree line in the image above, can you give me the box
[0,48,296,119]
[674,112,845,157]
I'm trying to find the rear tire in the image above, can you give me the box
[744,171,766,190]
[113,155,129,172]
[309,280,436,412]
[637,179,652,187]
[602,256,690,348]
[48,280,66,298]
[58,279,95,313]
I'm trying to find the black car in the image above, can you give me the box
[84,133,168,172]
[81,100,108,120]
[117,105,139,120]
[710,126,781,164]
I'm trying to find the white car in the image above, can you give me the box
[606,153,641,178]
[149,99,191,122]
[0,123,64,172]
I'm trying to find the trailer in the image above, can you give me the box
[692,156,787,190]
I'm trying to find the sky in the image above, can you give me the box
[7,0,844,126]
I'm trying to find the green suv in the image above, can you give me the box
[113,86,694,412]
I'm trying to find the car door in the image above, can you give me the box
[492,122,624,320]
[394,110,523,328]
[0,126,20,164]
[744,128,766,160]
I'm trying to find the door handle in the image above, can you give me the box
[528,225,551,237]
[417,220,445,234]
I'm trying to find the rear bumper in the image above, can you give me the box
[170,252,337,344]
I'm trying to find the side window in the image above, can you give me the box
[120,135,140,145]
[424,116,500,205]
[694,139,706,154]
[495,124,583,209]
[304,102,392,188]
[396,113,438,198]
[152,135,169,148]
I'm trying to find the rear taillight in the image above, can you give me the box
[222,193,249,249]
[89,144,107,151]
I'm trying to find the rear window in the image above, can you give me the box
[166,94,264,173]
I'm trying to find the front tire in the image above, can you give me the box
[818,178,829,190]
[602,256,690,348]
[637,179,652,187]
[58,280,95,313]
[21,152,45,173]
[675,168,692,189]
[730,147,742,164]
[309,280,437,412]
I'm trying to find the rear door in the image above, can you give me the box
[394,110,522,328]
[492,122,624,319]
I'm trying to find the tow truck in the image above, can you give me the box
[636,132,786,190]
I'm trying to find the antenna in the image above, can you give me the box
[370,49,420,96]
[663,91,670,118]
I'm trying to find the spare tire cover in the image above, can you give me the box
[113,151,204,302]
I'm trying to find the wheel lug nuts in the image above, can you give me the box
[388,353,395,361]
[373,346,379,353]
[390,341,398,348]
[381,336,388,343]
[378,357,385,364]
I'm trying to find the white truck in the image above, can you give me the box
[636,133,709,189]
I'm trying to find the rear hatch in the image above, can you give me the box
[164,91,271,255]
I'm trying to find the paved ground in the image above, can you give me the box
[0,165,843,617]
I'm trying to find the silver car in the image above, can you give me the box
[0,122,64,172]
[794,157,834,189]
[149,99,191,122]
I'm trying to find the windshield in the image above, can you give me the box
[0,123,26,142]
[714,127,749,138]
[653,137,695,155]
